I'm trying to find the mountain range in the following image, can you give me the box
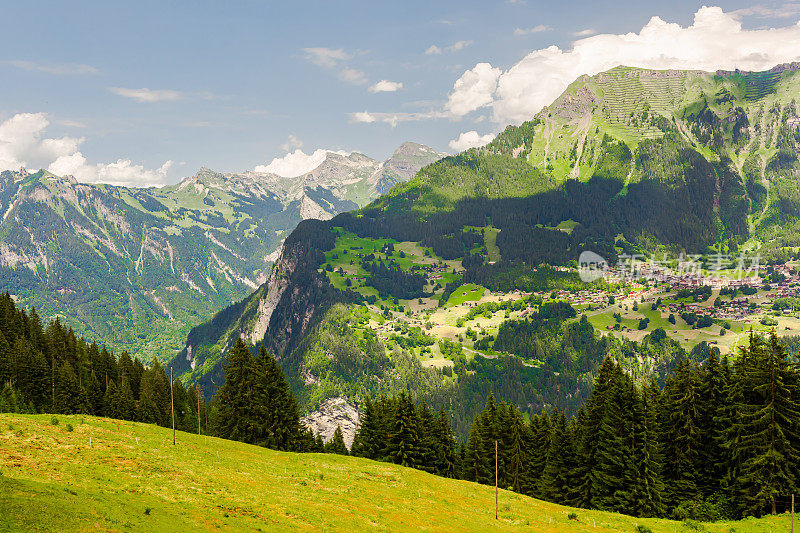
[178,63,800,439]
[0,142,445,361]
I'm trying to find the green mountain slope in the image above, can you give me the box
[0,413,790,532]
[0,143,444,362]
[182,64,800,440]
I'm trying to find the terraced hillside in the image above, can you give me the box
[0,143,444,362]
[0,413,792,532]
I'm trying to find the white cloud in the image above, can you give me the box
[732,3,800,18]
[349,110,445,128]
[445,63,502,117]
[255,148,349,177]
[109,87,183,103]
[338,68,368,85]
[49,155,174,187]
[351,111,377,124]
[303,47,351,67]
[0,113,83,171]
[280,134,304,152]
[7,60,98,75]
[446,6,800,125]
[426,41,473,55]
[0,112,173,187]
[369,80,404,93]
[303,47,368,86]
[514,25,552,36]
[448,131,495,151]
[573,29,597,37]
[447,40,473,52]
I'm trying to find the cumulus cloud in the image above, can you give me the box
[369,80,403,93]
[255,148,349,177]
[0,112,173,187]
[280,134,304,151]
[109,87,183,103]
[49,154,174,187]
[446,6,800,125]
[448,131,495,151]
[445,63,502,117]
[303,47,351,67]
[514,25,552,36]
[425,45,443,55]
[7,60,98,75]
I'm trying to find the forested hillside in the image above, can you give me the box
[182,64,800,443]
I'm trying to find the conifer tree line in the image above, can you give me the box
[452,332,799,520]
[0,293,207,432]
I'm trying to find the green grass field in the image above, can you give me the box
[0,414,794,532]
[446,284,486,307]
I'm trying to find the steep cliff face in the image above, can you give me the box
[177,218,350,392]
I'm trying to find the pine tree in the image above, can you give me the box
[629,380,666,517]
[137,358,171,426]
[417,401,437,473]
[464,416,488,483]
[541,408,569,504]
[213,338,256,442]
[575,357,619,508]
[507,408,529,493]
[351,397,379,459]
[15,337,48,411]
[85,371,104,416]
[387,393,421,468]
[0,330,11,386]
[661,358,702,507]
[433,407,457,478]
[734,332,800,516]
[698,349,729,497]
[528,409,551,494]
[592,370,637,512]
[325,425,348,455]
[54,361,88,414]
[253,346,300,450]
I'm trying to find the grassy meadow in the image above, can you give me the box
[0,414,795,532]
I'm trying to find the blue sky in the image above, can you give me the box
[1,1,799,186]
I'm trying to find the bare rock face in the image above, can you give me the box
[301,397,360,448]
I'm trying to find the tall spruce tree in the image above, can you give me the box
[214,338,257,443]
[387,393,421,468]
[661,358,702,507]
[629,380,666,517]
[698,349,729,497]
[733,332,800,516]
[433,407,457,478]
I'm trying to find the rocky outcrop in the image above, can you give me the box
[301,397,360,448]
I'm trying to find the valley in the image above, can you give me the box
[178,63,800,445]
[0,143,444,363]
